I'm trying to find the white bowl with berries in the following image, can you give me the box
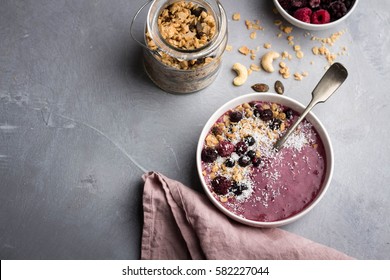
[197,92,334,227]
[273,0,359,31]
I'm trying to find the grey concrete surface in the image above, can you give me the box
[0,0,389,259]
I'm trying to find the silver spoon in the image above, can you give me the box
[273,62,348,151]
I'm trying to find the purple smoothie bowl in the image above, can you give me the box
[196,93,334,227]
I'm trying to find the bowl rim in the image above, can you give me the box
[272,0,359,31]
[196,92,334,227]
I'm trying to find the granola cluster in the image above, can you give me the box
[146,1,216,70]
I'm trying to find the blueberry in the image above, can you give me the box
[246,150,256,159]
[201,147,218,163]
[235,141,248,155]
[253,108,262,118]
[284,108,293,119]
[230,182,248,196]
[244,135,255,146]
[230,111,243,123]
[211,176,231,195]
[238,155,251,167]
[252,157,262,167]
[224,158,235,168]
[269,118,282,130]
[259,109,273,121]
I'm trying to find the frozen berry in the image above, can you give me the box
[230,111,243,123]
[244,135,256,146]
[224,158,235,168]
[311,9,331,24]
[309,0,321,8]
[269,118,282,130]
[253,108,262,118]
[246,150,256,159]
[291,0,308,8]
[238,155,251,167]
[284,108,294,119]
[277,0,292,10]
[235,141,248,155]
[329,1,347,20]
[252,157,262,167]
[230,182,248,196]
[293,7,312,23]
[201,147,218,163]
[211,176,231,195]
[259,109,273,122]
[217,140,235,157]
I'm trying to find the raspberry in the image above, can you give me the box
[217,140,235,157]
[311,9,331,24]
[291,0,308,8]
[293,7,312,23]
[329,1,347,20]
[309,0,321,8]
[211,176,231,195]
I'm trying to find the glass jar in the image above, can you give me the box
[131,0,228,94]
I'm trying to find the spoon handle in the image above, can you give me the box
[273,62,348,152]
[273,98,318,151]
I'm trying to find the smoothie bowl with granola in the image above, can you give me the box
[196,93,333,227]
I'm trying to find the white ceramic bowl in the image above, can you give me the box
[196,93,334,227]
[273,0,359,31]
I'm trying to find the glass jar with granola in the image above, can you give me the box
[132,0,228,94]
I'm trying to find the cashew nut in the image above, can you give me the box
[261,51,280,73]
[232,63,248,86]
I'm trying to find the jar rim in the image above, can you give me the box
[146,0,227,61]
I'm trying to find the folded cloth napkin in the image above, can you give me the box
[141,171,353,260]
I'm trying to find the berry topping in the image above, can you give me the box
[311,9,331,24]
[291,0,308,8]
[224,158,235,168]
[230,182,248,196]
[259,109,273,122]
[309,0,321,8]
[217,140,235,157]
[246,150,256,159]
[284,108,294,119]
[252,157,262,167]
[253,108,262,118]
[230,111,243,123]
[238,155,251,167]
[201,147,218,163]
[329,1,347,20]
[244,135,256,146]
[269,118,282,130]
[277,0,292,10]
[293,7,313,23]
[235,141,248,155]
[211,176,232,195]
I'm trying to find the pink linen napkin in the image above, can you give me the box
[141,171,353,260]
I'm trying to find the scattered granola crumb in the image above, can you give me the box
[264,43,271,49]
[232,13,241,21]
[294,72,303,81]
[250,31,257,39]
[274,20,282,26]
[238,45,250,55]
[296,50,304,59]
[250,63,261,72]
[225,45,233,51]
[245,19,264,30]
